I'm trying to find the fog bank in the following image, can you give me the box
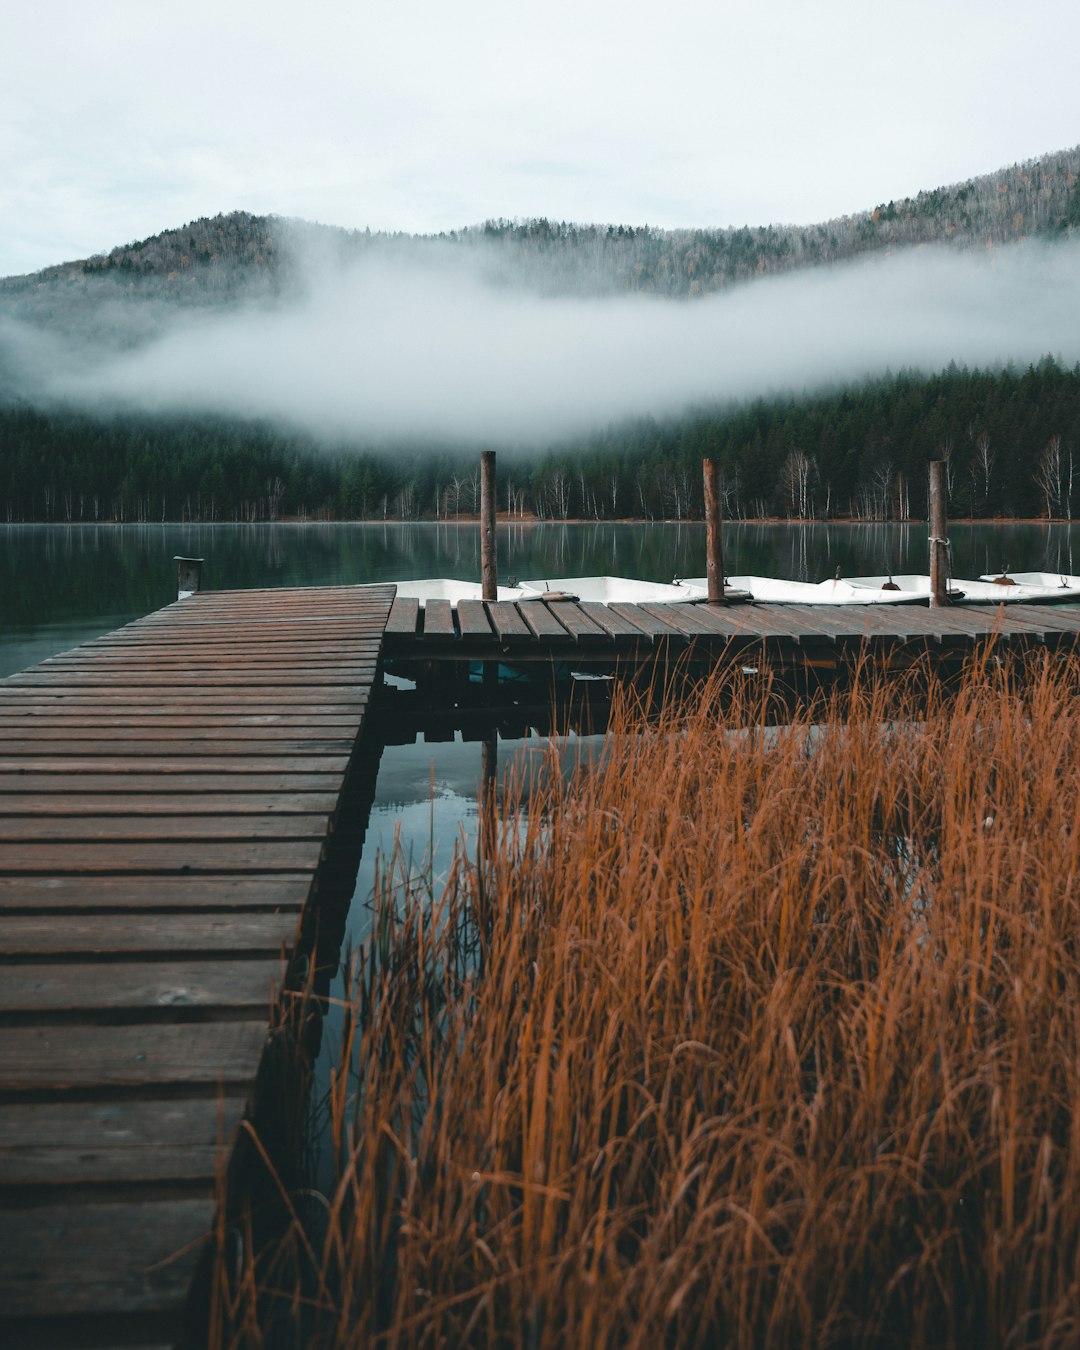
[22,237,1080,444]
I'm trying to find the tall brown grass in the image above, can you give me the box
[210,652,1080,1348]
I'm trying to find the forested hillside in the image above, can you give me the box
[3,360,1078,524]
[2,145,1078,320]
[2,145,1080,522]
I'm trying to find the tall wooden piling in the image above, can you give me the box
[928,461,948,608]
[703,459,726,604]
[480,451,497,603]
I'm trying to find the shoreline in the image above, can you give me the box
[1,516,1077,529]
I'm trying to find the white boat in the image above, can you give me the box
[381,579,528,607]
[951,574,1080,603]
[845,574,966,602]
[978,571,1080,602]
[518,576,697,604]
[670,578,753,602]
[704,574,923,605]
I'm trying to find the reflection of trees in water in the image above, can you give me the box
[261,524,285,571]
[1039,522,1076,577]
[9,523,1080,642]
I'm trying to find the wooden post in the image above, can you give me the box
[174,556,203,599]
[703,458,726,604]
[479,725,498,863]
[480,451,497,602]
[928,461,948,608]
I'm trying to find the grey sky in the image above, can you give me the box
[2,0,1079,278]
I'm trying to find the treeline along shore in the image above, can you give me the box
[3,357,1080,525]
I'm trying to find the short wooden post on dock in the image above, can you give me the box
[480,451,497,603]
[174,555,203,599]
[928,461,948,608]
[703,458,726,604]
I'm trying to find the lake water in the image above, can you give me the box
[3,519,1079,678]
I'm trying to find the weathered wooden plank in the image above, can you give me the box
[43,646,379,665]
[606,603,685,641]
[423,599,456,639]
[116,618,386,636]
[558,601,617,641]
[577,602,654,642]
[0,1094,247,1186]
[0,958,282,1014]
[516,600,576,643]
[0,839,324,874]
[84,635,384,652]
[0,738,355,759]
[486,601,535,645]
[0,724,358,742]
[636,603,722,638]
[672,604,753,638]
[36,652,380,671]
[0,1197,215,1316]
[0,875,310,911]
[0,793,340,817]
[385,596,420,637]
[545,602,608,640]
[0,814,329,842]
[0,754,350,774]
[0,912,300,955]
[7,669,376,688]
[0,687,370,706]
[724,607,810,641]
[0,688,368,707]
[0,772,342,794]
[0,708,359,725]
[0,1021,270,1091]
[456,600,495,641]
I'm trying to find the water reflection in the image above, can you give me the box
[3,520,1080,676]
[308,725,603,1192]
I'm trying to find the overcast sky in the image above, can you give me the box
[2,0,1079,279]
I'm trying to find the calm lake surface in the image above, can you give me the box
[3,519,1079,678]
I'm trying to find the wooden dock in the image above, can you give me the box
[5,581,1080,1344]
[384,595,1080,668]
[0,584,395,1348]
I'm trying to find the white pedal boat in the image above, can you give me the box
[845,574,966,602]
[977,572,1080,602]
[715,575,923,605]
[518,576,697,604]
[384,579,528,607]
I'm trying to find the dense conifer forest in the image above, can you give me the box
[2,359,1078,524]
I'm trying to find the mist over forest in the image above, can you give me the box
[2,144,1080,522]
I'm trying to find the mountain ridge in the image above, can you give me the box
[3,143,1079,307]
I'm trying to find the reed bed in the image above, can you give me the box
[211,653,1080,1348]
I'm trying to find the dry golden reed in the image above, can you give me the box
[212,652,1080,1349]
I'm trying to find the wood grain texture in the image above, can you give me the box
[0,1093,246,1186]
[0,912,300,956]
[0,582,395,1341]
[0,1021,271,1091]
[0,959,283,1014]
[0,874,311,910]
[0,1197,216,1315]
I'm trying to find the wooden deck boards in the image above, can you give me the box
[382,597,1080,665]
[0,583,395,1348]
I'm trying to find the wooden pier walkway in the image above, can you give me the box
[5,581,1080,1344]
[384,595,1080,667]
[0,584,395,1348]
